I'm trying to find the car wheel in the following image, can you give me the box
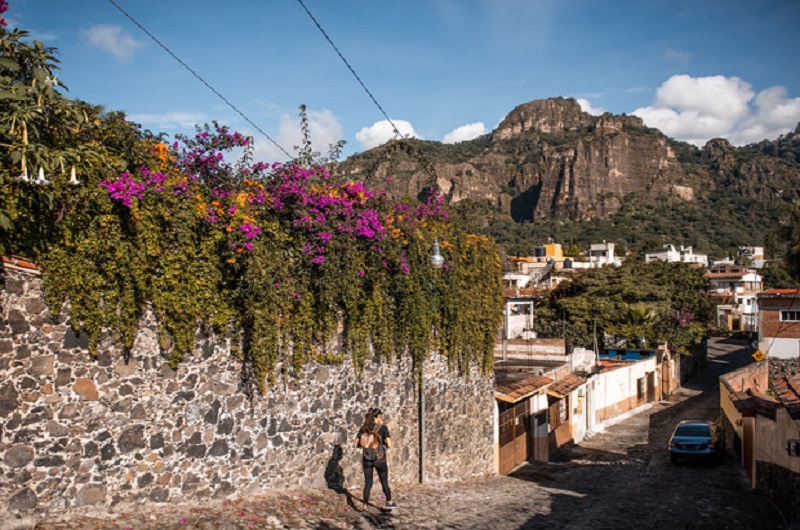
[671,455,679,465]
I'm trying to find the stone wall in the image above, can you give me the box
[0,267,495,520]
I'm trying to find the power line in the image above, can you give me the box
[105,0,293,160]
[295,0,403,139]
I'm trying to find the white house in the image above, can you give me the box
[586,242,622,267]
[645,244,708,267]
[708,264,763,332]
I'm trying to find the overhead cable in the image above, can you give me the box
[105,0,292,159]
[295,0,403,139]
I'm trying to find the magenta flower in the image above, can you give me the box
[99,172,146,207]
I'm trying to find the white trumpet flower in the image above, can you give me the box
[68,166,81,185]
[36,167,51,185]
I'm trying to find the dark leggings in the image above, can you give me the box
[362,458,391,504]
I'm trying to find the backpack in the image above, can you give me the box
[360,427,385,461]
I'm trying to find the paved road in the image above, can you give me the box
[32,338,789,530]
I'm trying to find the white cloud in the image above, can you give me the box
[251,108,344,163]
[443,122,487,143]
[633,74,800,146]
[731,86,800,145]
[127,111,209,130]
[355,120,420,150]
[576,98,606,116]
[80,24,145,63]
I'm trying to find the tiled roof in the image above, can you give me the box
[772,374,800,420]
[730,389,778,420]
[1,255,41,276]
[707,272,750,280]
[547,374,587,398]
[495,372,552,403]
[759,289,800,298]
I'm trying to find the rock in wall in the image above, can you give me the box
[0,267,494,519]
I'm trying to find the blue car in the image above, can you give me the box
[668,421,723,464]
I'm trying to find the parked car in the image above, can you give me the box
[668,420,723,464]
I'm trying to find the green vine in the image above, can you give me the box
[1,26,502,394]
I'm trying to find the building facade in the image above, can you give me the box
[758,290,800,359]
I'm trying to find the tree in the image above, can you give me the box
[536,260,710,355]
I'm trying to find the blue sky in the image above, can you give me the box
[6,0,800,161]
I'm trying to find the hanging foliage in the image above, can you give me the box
[0,26,502,394]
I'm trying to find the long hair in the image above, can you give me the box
[359,409,376,435]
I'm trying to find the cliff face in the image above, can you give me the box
[335,98,799,222]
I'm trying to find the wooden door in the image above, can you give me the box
[498,400,530,474]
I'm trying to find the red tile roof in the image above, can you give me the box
[730,389,778,420]
[772,375,800,420]
[495,372,553,403]
[760,289,800,297]
[1,255,41,276]
[547,374,587,398]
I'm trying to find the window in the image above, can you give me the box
[781,311,800,322]
[510,303,532,316]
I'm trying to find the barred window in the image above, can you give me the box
[781,311,800,322]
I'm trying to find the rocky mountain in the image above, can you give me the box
[334,98,800,229]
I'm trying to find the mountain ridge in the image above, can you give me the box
[333,97,800,256]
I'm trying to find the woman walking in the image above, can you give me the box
[354,407,396,511]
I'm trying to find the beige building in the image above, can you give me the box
[720,361,800,522]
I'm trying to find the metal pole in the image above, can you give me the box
[418,372,425,483]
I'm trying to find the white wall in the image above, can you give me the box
[570,385,589,443]
[761,338,800,360]
[590,358,656,424]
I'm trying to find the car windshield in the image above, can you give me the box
[675,425,710,437]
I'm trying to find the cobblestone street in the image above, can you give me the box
[29,338,789,530]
